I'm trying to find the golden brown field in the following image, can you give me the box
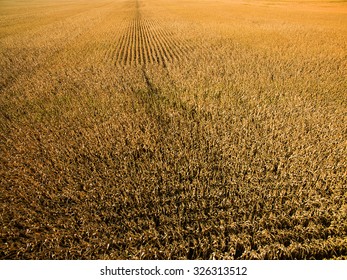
[1,0,346,259]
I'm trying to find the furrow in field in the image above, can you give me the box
[153,18,193,54]
[102,18,127,65]
[123,19,133,65]
[142,17,157,65]
[137,16,146,64]
[134,17,140,65]
[131,17,137,65]
[114,20,129,64]
[144,18,164,65]
[115,20,130,65]
[144,19,177,64]
[127,18,134,65]
[108,8,191,66]
[151,20,190,59]
[123,19,132,65]
[138,16,148,65]
[136,17,143,65]
[130,18,136,65]
[146,19,172,66]
[153,26,179,62]
[104,32,118,64]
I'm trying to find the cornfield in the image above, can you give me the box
[1,0,346,259]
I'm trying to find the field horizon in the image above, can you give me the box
[1,0,346,259]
